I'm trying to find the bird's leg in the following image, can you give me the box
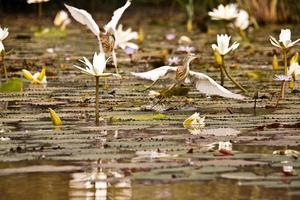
[220,58,247,93]
[141,78,160,92]
[112,50,119,75]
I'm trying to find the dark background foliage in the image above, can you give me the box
[0,0,300,23]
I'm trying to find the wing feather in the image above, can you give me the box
[104,0,132,32]
[65,4,100,37]
[189,71,245,100]
[131,66,177,82]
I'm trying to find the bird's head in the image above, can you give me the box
[183,53,198,65]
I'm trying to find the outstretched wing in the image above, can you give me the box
[104,0,132,32]
[65,4,100,37]
[131,66,177,82]
[188,71,245,100]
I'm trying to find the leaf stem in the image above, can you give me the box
[221,55,247,92]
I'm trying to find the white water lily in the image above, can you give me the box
[208,4,239,21]
[27,0,49,4]
[270,29,300,50]
[54,10,71,30]
[218,141,232,151]
[115,24,138,50]
[0,27,9,53]
[212,34,239,55]
[183,112,205,130]
[74,52,112,77]
[288,62,300,78]
[22,68,47,84]
[234,9,249,30]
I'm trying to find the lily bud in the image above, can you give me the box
[290,52,299,65]
[49,108,62,126]
[22,69,34,81]
[214,51,222,65]
[138,27,144,44]
[37,67,46,81]
[272,54,279,71]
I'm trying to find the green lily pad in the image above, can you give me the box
[0,78,23,93]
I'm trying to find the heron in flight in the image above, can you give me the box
[131,54,245,100]
[65,0,132,74]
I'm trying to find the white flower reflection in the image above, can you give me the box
[69,163,132,200]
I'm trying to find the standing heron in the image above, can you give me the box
[65,0,132,74]
[131,54,245,100]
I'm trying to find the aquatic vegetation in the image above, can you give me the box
[178,35,192,45]
[214,141,234,156]
[165,33,176,41]
[209,4,239,21]
[177,45,195,53]
[74,52,114,125]
[22,67,47,84]
[132,53,245,99]
[49,108,62,126]
[65,0,132,75]
[0,27,9,79]
[212,34,247,92]
[183,112,205,135]
[234,9,250,40]
[54,10,71,30]
[166,56,181,66]
[115,24,139,51]
[270,29,300,97]
[177,0,194,32]
[273,75,291,107]
[0,78,23,92]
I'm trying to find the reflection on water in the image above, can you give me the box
[69,161,132,200]
[0,161,299,200]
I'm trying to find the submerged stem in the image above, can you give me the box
[1,54,7,80]
[38,3,42,19]
[276,81,285,107]
[95,76,100,126]
[221,56,247,93]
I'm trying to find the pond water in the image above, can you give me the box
[1,13,300,200]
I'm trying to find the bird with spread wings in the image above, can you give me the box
[131,54,245,100]
[65,0,132,75]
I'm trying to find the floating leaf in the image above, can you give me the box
[49,108,62,126]
[0,78,23,93]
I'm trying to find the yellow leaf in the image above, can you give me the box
[22,69,34,81]
[37,67,46,81]
[272,55,279,71]
[49,108,62,126]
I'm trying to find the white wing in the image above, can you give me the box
[65,4,100,37]
[131,66,177,82]
[104,0,132,32]
[188,71,245,100]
